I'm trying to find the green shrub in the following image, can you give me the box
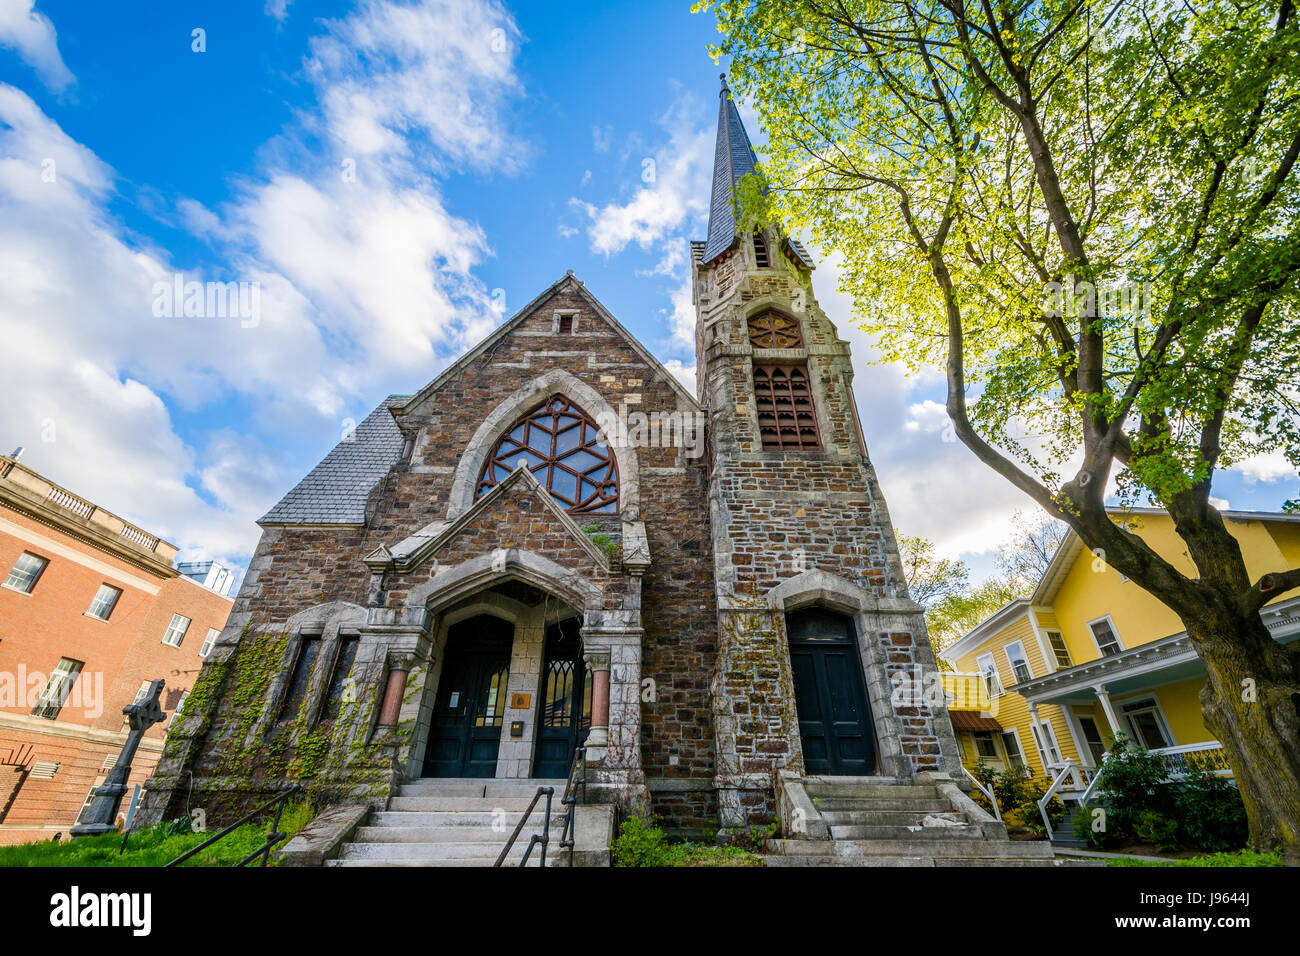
[1169,769,1249,852]
[611,814,762,867]
[1133,809,1181,853]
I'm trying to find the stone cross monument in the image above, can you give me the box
[71,678,167,837]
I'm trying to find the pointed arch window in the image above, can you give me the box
[747,309,804,349]
[477,395,619,514]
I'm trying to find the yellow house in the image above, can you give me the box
[938,508,1300,805]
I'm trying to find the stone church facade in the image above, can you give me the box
[139,78,962,836]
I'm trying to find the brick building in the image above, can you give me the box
[0,455,233,844]
[139,77,963,840]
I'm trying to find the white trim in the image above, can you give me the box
[999,727,1028,769]
[938,599,1029,663]
[1026,605,1055,674]
[1086,613,1125,656]
[975,651,1004,698]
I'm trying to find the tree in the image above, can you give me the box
[706,0,1300,859]
[996,510,1069,591]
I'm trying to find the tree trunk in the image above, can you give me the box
[1186,601,1300,864]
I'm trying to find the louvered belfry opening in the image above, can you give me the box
[753,231,770,268]
[747,309,804,349]
[752,365,821,450]
[477,394,619,513]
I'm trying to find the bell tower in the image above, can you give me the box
[692,75,962,827]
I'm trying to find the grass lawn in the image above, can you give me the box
[0,802,314,867]
[1106,849,1284,867]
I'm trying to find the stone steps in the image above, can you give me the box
[765,776,1059,867]
[330,778,569,867]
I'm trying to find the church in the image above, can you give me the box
[138,77,970,849]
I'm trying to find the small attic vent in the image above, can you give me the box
[558,314,573,333]
[554,310,578,334]
[30,760,60,779]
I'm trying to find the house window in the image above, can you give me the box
[753,231,770,268]
[753,365,821,450]
[86,584,123,621]
[1031,719,1064,772]
[1078,714,1108,765]
[1046,630,1073,668]
[1120,698,1172,750]
[161,614,191,647]
[1001,731,1026,768]
[169,692,189,728]
[747,310,804,349]
[1088,617,1123,656]
[476,394,619,514]
[4,552,49,594]
[75,775,106,824]
[976,652,1004,697]
[973,731,999,759]
[278,636,322,724]
[1003,640,1033,685]
[31,658,83,720]
[320,636,361,721]
[199,627,220,659]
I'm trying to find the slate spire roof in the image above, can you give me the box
[700,73,814,269]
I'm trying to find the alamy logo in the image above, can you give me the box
[49,886,151,936]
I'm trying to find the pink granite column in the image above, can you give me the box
[377,656,411,729]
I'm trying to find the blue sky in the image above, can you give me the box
[1,0,1295,589]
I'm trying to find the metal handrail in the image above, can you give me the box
[961,765,1000,821]
[1037,762,1079,836]
[164,784,301,867]
[493,787,554,867]
[558,745,587,867]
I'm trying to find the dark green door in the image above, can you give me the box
[422,616,512,778]
[533,619,591,778]
[788,608,875,776]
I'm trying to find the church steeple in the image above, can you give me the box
[700,73,814,269]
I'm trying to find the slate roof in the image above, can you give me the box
[700,75,815,270]
[259,396,407,525]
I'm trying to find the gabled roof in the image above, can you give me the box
[938,599,1030,664]
[395,271,700,417]
[259,396,407,526]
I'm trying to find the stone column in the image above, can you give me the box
[583,646,611,754]
[377,654,413,729]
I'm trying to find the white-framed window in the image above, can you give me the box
[3,552,49,594]
[199,627,220,659]
[169,691,189,728]
[161,613,191,647]
[1087,615,1123,656]
[1120,697,1173,750]
[1045,630,1073,668]
[973,731,999,759]
[75,775,106,824]
[31,658,83,719]
[1003,640,1033,685]
[86,583,123,621]
[1000,729,1026,768]
[976,652,1004,697]
[1031,719,1064,773]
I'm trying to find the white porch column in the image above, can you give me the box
[1094,684,1121,740]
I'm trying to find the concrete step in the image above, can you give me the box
[834,839,1055,859]
[828,824,983,841]
[820,809,967,826]
[397,779,566,798]
[387,796,544,812]
[338,840,545,862]
[810,798,951,813]
[765,853,936,867]
[370,811,567,828]
[763,839,836,856]
[326,856,545,867]
[353,824,564,843]
[805,783,941,800]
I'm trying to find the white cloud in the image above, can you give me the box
[1232,450,1296,484]
[265,0,292,21]
[573,89,712,258]
[661,359,696,396]
[0,0,73,91]
[0,0,527,572]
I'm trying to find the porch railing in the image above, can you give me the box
[1150,741,1232,778]
[960,765,1000,821]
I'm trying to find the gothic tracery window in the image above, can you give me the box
[477,394,619,514]
[747,309,804,349]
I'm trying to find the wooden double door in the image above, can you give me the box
[788,608,876,776]
[422,616,512,778]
